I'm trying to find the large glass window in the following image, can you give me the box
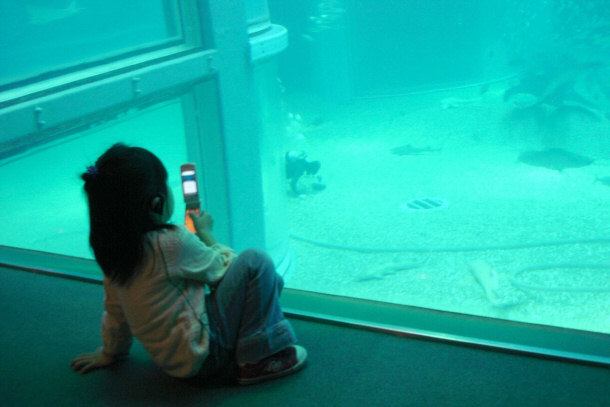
[0,0,216,272]
[270,0,610,334]
[0,100,189,264]
[0,0,182,88]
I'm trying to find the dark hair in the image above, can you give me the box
[82,143,173,286]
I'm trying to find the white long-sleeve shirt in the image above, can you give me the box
[101,226,236,378]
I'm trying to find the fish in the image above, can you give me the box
[469,260,525,308]
[504,60,610,119]
[468,260,501,306]
[468,260,522,308]
[441,84,489,109]
[355,258,429,282]
[391,144,441,156]
[518,148,593,171]
[440,96,483,109]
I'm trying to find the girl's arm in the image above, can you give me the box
[189,211,217,246]
[71,278,132,374]
[177,215,236,286]
[101,278,133,354]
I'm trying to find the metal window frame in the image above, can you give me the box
[0,47,217,158]
[3,0,607,367]
[0,0,212,159]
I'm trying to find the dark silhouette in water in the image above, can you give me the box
[504,57,610,120]
[518,148,593,171]
[285,151,325,195]
[390,144,441,156]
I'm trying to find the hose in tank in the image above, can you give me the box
[289,234,610,293]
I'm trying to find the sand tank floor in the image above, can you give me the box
[283,85,610,334]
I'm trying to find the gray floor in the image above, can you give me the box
[1,266,609,407]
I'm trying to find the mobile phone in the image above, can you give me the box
[180,163,201,233]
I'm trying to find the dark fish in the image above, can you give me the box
[391,144,441,156]
[355,259,430,282]
[518,148,593,171]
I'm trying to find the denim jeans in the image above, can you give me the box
[195,249,296,378]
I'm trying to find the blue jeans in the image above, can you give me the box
[196,249,296,378]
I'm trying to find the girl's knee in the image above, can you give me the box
[238,249,276,279]
[240,248,270,265]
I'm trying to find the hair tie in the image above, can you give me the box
[86,165,98,176]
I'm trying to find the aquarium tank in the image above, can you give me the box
[1,0,610,361]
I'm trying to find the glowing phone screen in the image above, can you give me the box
[181,170,197,195]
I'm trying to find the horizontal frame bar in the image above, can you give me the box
[1,245,608,366]
[0,48,218,148]
[281,289,610,366]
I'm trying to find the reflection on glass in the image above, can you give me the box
[0,100,188,266]
[0,0,182,86]
[270,0,610,334]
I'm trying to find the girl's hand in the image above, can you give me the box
[71,347,116,374]
[189,210,214,233]
[189,211,218,246]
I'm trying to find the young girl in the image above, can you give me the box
[71,143,307,384]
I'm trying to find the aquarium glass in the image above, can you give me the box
[0,0,181,87]
[0,100,189,267]
[2,0,610,339]
[270,0,610,334]
[254,61,292,268]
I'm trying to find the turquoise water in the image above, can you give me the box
[269,0,610,333]
[2,0,610,334]
[0,0,176,86]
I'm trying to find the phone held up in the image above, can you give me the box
[180,163,201,234]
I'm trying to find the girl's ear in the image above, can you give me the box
[152,195,164,215]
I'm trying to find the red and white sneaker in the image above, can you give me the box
[237,345,307,385]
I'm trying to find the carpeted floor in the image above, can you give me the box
[1,266,608,407]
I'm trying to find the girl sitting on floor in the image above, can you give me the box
[71,143,306,385]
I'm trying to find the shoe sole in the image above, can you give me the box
[237,345,308,385]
